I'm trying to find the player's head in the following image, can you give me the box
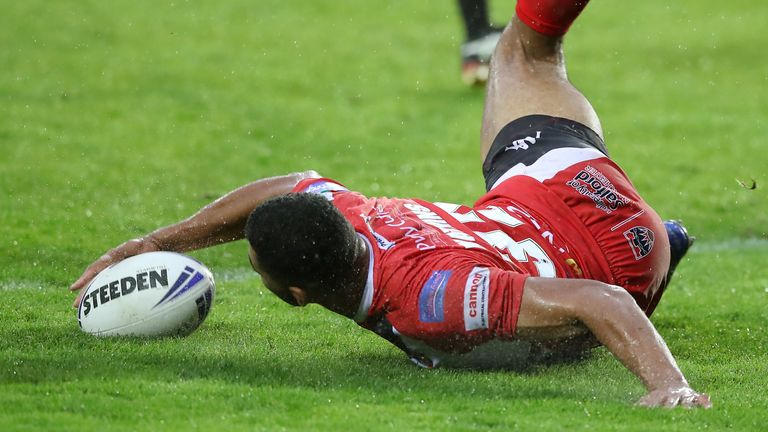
[244,193,360,306]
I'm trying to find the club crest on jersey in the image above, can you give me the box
[624,226,655,260]
[362,214,396,250]
[418,270,451,323]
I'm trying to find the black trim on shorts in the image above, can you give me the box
[482,115,608,191]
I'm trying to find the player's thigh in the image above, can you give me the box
[480,18,602,160]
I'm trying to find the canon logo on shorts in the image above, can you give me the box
[463,267,490,331]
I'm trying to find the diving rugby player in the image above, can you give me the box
[71,0,711,408]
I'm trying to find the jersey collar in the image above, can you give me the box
[353,234,374,323]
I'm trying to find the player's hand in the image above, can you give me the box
[636,387,712,409]
[70,236,163,308]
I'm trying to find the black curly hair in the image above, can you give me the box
[245,193,359,299]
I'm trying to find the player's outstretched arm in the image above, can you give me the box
[516,278,712,408]
[69,170,320,305]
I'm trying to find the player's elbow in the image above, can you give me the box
[592,283,634,303]
[572,282,637,321]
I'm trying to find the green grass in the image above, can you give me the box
[1,0,767,430]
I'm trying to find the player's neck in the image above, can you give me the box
[317,236,369,319]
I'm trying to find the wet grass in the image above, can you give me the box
[1,0,767,430]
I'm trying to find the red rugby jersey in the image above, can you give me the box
[292,177,588,367]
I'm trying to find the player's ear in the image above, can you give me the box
[288,286,308,306]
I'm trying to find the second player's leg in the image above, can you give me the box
[480,1,601,160]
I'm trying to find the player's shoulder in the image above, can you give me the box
[292,177,351,199]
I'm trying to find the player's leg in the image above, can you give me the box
[480,0,598,160]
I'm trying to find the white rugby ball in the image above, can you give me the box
[77,251,215,337]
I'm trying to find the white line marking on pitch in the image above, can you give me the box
[689,238,768,253]
[2,240,766,290]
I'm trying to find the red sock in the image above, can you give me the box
[515,0,590,37]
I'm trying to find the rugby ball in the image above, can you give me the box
[77,251,215,337]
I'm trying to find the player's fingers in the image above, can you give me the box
[635,394,659,408]
[70,258,114,307]
[69,255,113,291]
[662,393,682,408]
[69,240,144,290]
[675,390,712,409]
[699,394,713,408]
[70,238,161,307]
[69,239,157,300]
[72,287,87,308]
[678,393,697,408]
[70,269,96,291]
[639,391,678,408]
[687,393,712,409]
[70,267,97,291]
[638,390,711,409]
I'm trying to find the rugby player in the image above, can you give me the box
[71,0,711,408]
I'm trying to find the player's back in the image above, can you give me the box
[291,174,666,366]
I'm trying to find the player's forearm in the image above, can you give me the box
[146,171,319,252]
[574,286,688,392]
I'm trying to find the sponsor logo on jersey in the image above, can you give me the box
[464,267,490,331]
[504,131,542,151]
[418,270,452,323]
[361,212,397,250]
[624,226,655,260]
[370,230,396,250]
[565,165,629,214]
[80,269,168,317]
[366,205,440,251]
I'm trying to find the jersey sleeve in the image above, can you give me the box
[292,177,350,201]
[382,252,529,354]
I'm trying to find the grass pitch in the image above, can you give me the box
[2,0,767,430]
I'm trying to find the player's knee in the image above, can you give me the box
[597,284,639,315]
